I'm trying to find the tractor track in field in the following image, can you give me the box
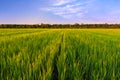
[52,32,64,80]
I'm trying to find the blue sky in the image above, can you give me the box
[0,0,120,24]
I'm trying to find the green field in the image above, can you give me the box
[0,29,120,80]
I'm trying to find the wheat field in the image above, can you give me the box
[0,29,120,80]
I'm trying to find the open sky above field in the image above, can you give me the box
[0,0,120,24]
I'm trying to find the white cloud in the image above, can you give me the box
[53,0,76,6]
[41,0,95,19]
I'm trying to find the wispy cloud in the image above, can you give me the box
[53,0,76,6]
[41,0,95,19]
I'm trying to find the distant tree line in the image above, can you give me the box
[0,23,120,28]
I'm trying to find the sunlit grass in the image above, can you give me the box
[0,29,120,80]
